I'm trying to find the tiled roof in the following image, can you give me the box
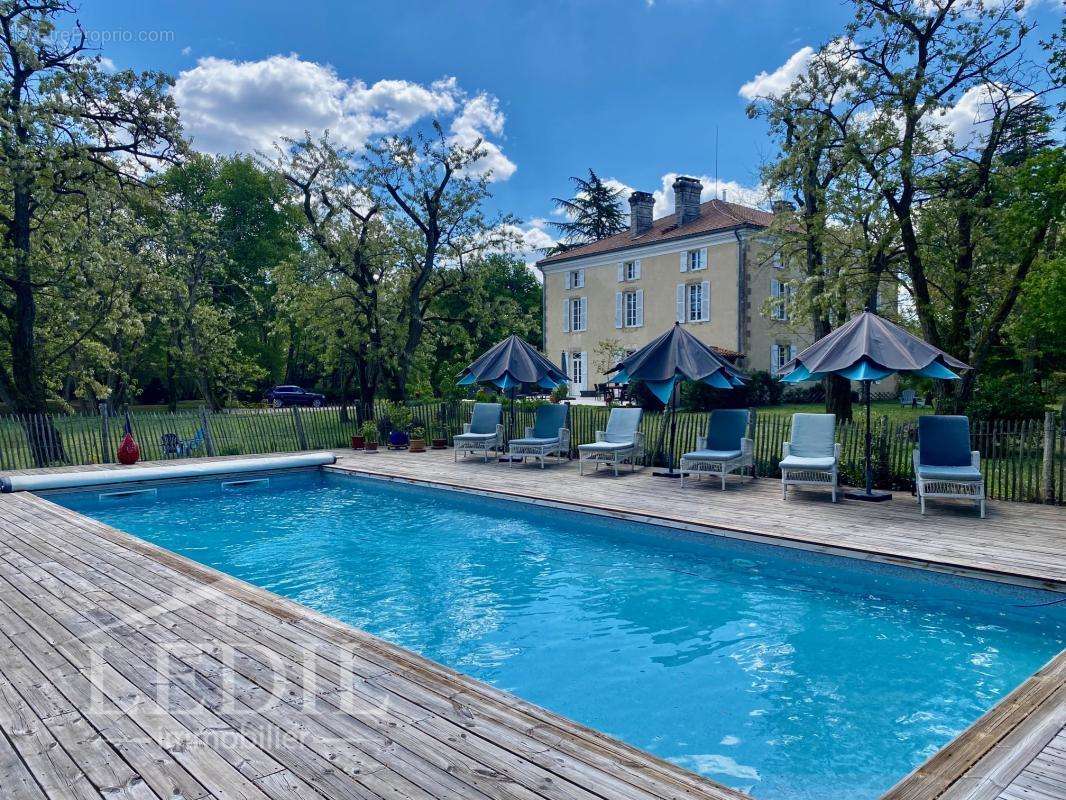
[538,199,775,266]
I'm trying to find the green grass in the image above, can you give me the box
[768,400,933,424]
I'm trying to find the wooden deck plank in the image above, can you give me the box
[0,451,1063,800]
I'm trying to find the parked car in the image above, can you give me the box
[265,385,325,408]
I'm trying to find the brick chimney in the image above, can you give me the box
[672,176,703,227]
[628,191,654,237]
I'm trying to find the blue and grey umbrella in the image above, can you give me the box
[608,323,746,477]
[778,310,970,500]
[458,335,568,455]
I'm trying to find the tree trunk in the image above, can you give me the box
[826,376,853,422]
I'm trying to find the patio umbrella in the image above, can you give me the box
[607,323,746,478]
[778,309,970,501]
[457,335,568,457]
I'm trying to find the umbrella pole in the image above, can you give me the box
[653,383,684,478]
[499,385,520,463]
[846,379,891,502]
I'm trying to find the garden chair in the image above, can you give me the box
[160,433,181,458]
[679,409,754,489]
[507,404,570,468]
[578,407,644,476]
[914,415,985,518]
[453,403,504,462]
[780,413,840,502]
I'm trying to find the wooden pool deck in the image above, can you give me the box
[0,450,1063,800]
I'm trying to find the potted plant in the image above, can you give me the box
[549,383,569,404]
[360,420,379,452]
[351,430,365,449]
[408,425,426,453]
[383,402,413,449]
[431,431,448,449]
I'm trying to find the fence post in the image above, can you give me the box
[1043,411,1055,504]
[98,402,112,463]
[291,406,308,450]
[199,406,218,457]
[748,407,758,477]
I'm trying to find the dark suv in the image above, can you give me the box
[265,385,326,408]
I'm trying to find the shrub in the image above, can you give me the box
[628,380,665,410]
[965,374,1050,421]
[746,370,785,407]
[549,383,569,403]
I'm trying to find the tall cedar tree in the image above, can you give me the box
[549,170,627,252]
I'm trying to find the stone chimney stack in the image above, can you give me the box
[628,191,654,237]
[672,176,703,227]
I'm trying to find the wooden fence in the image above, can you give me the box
[0,402,1062,504]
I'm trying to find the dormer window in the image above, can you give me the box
[565,269,585,290]
[618,260,641,282]
[680,248,707,272]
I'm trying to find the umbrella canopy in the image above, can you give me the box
[780,311,969,383]
[608,323,746,403]
[457,335,568,391]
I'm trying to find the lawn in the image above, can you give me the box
[768,399,933,424]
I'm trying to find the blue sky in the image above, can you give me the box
[80,0,1061,251]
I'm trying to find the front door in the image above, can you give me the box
[570,351,586,396]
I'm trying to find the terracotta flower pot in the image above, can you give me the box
[364,441,378,452]
[408,438,426,453]
[351,435,365,450]
[431,438,448,449]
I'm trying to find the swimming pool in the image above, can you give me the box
[52,469,1066,800]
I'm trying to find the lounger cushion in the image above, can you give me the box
[682,449,743,462]
[531,404,568,439]
[790,413,837,458]
[469,403,502,434]
[916,464,982,481]
[780,455,837,471]
[509,437,559,447]
[603,408,642,443]
[918,415,972,467]
[705,409,749,452]
[455,432,498,443]
[579,441,634,453]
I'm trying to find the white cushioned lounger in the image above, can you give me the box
[0,452,336,493]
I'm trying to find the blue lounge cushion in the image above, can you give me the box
[509,436,559,446]
[917,464,982,481]
[918,415,972,467]
[579,441,634,452]
[532,404,568,439]
[469,402,502,434]
[455,431,498,442]
[705,409,749,452]
[789,414,837,458]
[780,455,836,470]
[683,448,743,461]
[603,408,642,443]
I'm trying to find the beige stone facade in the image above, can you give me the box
[540,226,816,394]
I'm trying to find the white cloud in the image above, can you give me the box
[98,56,116,72]
[180,46,192,56]
[620,173,766,218]
[172,54,515,180]
[739,47,815,100]
[932,83,1034,148]
[501,218,556,277]
[449,93,516,181]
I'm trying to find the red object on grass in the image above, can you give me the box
[117,432,140,465]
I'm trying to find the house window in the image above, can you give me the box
[688,283,702,321]
[568,296,587,332]
[687,248,707,271]
[772,343,795,373]
[626,260,638,281]
[771,278,791,321]
[622,292,635,328]
[570,351,585,389]
[565,269,584,290]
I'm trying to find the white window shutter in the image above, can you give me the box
[636,289,644,327]
[615,292,623,328]
[634,260,641,279]
[676,284,685,323]
[581,352,588,384]
[577,269,585,288]
[771,278,781,297]
[701,280,711,321]
[771,344,780,373]
[617,264,624,283]
[565,271,572,290]
[700,247,708,270]
[679,252,688,273]
[579,297,587,331]
[562,299,570,332]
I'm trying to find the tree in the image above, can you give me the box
[548,169,627,252]
[364,122,515,400]
[0,1,181,463]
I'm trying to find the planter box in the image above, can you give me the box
[408,439,426,453]
[431,438,448,449]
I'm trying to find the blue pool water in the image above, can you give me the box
[53,470,1066,800]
